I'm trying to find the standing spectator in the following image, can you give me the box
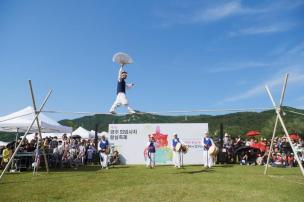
[49,137,58,151]
[78,142,86,165]
[87,146,95,165]
[1,146,11,168]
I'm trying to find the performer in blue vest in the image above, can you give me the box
[146,136,156,168]
[202,131,214,168]
[172,133,182,168]
[99,134,110,169]
[109,65,136,114]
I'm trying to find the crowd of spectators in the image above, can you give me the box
[0,133,113,170]
[1,132,303,170]
[218,133,304,168]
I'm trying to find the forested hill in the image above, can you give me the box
[1,107,303,142]
[59,106,304,138]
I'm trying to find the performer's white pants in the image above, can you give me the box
[100,152,108,168]
[203,150,213,168]
[146,152,155,167]
[110,93,134,112]
[173,151,181,167]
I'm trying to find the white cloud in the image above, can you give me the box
[209,61,272,73]
[220,67,304,103]
[191,1,245,23]
[154,0,303,28]
[285,41,304,55]
[229,23,295,36]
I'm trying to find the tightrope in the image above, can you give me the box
[43,107,275,116]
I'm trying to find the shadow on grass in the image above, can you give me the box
[47,165,130,173]
[214,164,234,168]
[181,169,215,174]
[172,167,215,175]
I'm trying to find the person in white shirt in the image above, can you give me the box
[78,142,86,165]
[202,131,214,168]
[109,65,135,114]
[172,133,183,168]
[53,141,63,168]
[98,135,110,169]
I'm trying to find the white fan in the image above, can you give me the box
[112,52,133,66]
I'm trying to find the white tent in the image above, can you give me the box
[0,141,8,147]
[72,127,93,139]
[22,133,71,141]
[0,106,72,133]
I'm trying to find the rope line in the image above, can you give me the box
[43,107,275,116]
[285,109,304,117]
[1,107,303,123]
[0,112,34,123]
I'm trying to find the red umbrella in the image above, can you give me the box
[250,141,267,152]
[246,130,261,137]
[289,133,300,140]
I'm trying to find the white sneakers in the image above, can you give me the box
[109,110,136,114]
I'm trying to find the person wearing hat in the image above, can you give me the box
[202,131,214,168]
[99,134,110,169]
[109,65,136,114]
[172,133,182,168]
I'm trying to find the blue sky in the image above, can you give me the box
[0,0,303,120]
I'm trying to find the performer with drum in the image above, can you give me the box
[99,134,110,169]
[146,135,156,168]
[202,131,214,168]
[172,133,182,168]
[109,52,136,114]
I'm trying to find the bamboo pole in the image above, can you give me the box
[0,90,52,181]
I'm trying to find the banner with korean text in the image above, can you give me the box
[108,123,208,165]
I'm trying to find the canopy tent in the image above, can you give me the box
[0,141,8,147]
[22,133,70,141]
[72,127,93,139]
[0,106,72,133]
[89,130,106,138]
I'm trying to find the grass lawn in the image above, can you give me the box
[0,165,303,202]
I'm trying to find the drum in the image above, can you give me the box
[105,147,111,155]
[181,144,188,154]
[175,142,182,152]
[208,145,219,156]
[256,157,263,165]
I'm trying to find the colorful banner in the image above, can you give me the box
[108,123,208,165]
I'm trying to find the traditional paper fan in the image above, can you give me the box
[112,52,133,65]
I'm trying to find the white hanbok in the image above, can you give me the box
[110,66,135,113]
[202,137,214,168]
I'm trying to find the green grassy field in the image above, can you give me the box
[0,165,303,202]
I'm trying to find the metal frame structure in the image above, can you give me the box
[264,74,304,176]
[0,81,52,181]
[29,80,50,174]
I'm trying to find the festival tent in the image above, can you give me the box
[72,127,93,139]
[0,106,72,133]
[0,141,8,147]
[22,133,70,141]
